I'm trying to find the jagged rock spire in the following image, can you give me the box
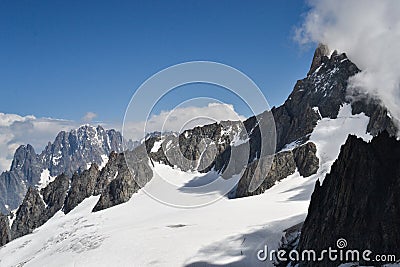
[308,43,330,75]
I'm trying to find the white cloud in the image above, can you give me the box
[123,103,246,141]
[82,112,97,122]
[296,0,400,125]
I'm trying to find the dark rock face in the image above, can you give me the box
[92,170,136,212]
[93,151,120,195]
[11,187,46,239]
[297,132,400,266]
[231,45,395,199]
[41,174,70,219]
[10,145,43,185]
[235,151,295,198]
[0,145,42,214]
[308,43,330,75]
[235,142,319,198]
[93,146,153,212]
[149,113,277,184]
[63,164,100,214]
[272,49,361,151]
[351,98,397,136]
[274,222,303,267]
[11,174,70,240]
[0,125,124,214]
[292,142,319,177]
[0,213,11,246]
[150,121,250,172]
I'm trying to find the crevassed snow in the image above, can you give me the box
[0,104,374,267]
[0,168,310,267]
[37,169,56,190]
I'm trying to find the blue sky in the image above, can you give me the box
[0,0,315,123]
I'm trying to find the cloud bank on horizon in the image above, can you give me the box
[0,103,245,172]
[296,0,400,125]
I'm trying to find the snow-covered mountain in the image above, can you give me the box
[0,125,124,214]
[0,45,399,266]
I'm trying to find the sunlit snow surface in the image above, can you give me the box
[37,169,56,190]
[0,104,377,267]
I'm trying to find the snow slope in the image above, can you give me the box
[0,105,374,267]
[37,169,56,190]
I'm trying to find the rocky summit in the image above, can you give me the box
[0,125,124,214]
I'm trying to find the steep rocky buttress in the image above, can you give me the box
[297,132,400,266]
[0,214,11,246]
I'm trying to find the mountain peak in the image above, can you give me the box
[308,43,330,75]
[0,124,124,214]
[10,144,37,171]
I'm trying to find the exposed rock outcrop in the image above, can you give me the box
[11,173,70,240]
[272,49,361,151]
[11,187,46,239]
[150,121,250,172]
[235,142,319,198]
[63,164,100,214]
[292,142,319,177]
[274,222,303,267]
[235,151,295,198]
[93,147,153,212]
[0,213,11,246]
[0,145,43,214]
[41,173,70,219]
[93,151,120,195]
[308,43,330,75]
[351,98,397,136]
[297,132,400,266]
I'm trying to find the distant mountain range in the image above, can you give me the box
[0,45,399,266]
[0,125,125,214]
